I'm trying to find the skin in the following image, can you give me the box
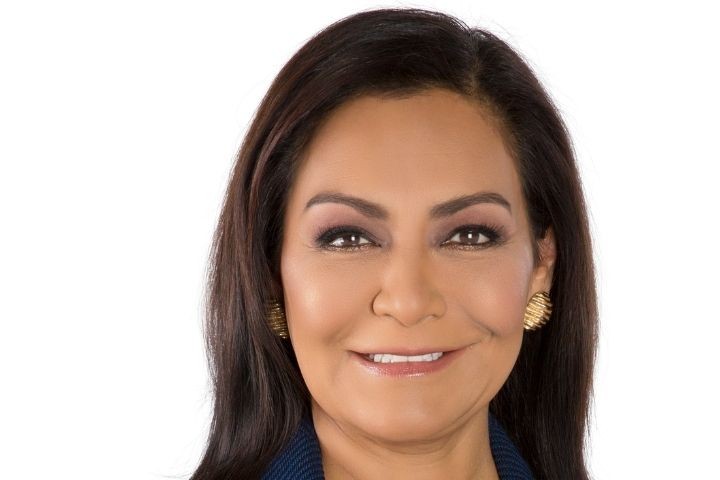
[279,88,556,480]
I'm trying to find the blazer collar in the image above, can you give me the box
[263,412,535,479]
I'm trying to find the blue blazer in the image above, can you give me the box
[262,412,535,479]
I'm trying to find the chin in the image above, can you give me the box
[349,405,461,443]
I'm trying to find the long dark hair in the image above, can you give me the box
[191,7,598,480]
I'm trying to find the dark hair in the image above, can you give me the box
[191,7,598,480]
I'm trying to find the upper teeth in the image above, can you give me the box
[366,352,443,363]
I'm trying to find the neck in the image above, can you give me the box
[312,401,499,480]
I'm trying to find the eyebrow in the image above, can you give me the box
[304,190,512,219]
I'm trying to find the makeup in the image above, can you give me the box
[313,223,506,252]
[351,346,468,378]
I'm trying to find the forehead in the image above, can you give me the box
[288,89,524,216]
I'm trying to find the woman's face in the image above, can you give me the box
[280,88,555,442]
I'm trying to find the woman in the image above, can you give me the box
[190,7,598,480]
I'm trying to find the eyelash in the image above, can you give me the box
[314,223,506,252]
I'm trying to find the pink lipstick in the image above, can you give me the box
[351,346,467,378]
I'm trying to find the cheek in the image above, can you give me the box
[280,251,373,350]
[280,251,379,398]
[447,253,533,336]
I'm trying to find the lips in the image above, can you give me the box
[353,347,457,356]
[352,346,467,378]
[365,352,443,363]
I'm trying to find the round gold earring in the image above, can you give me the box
[267,299,289,339]
[523,291,553,331]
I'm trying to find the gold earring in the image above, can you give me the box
[267,299,289,339]
[523,291,553,331]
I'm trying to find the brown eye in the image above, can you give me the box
[328,232,371,248]
[316,226,375,251]
[442,224,502,249]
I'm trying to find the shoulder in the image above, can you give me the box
[488,412,535,479]
[262,416,324,480]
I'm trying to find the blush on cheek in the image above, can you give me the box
[286,292,333,344]
[285,273,361,346]
[468,270,529,337]
[288,253,379,330]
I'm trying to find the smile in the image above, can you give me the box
[364,352,443,363]
[353,347,467,378]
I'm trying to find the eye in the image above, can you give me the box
[315,225,376,251]
[314,223,505,252]
[441,224,503,250]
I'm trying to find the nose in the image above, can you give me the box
[371,244,447,327]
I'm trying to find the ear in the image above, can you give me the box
[529,226,556,295]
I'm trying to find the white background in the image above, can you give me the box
[1,1,718,478]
